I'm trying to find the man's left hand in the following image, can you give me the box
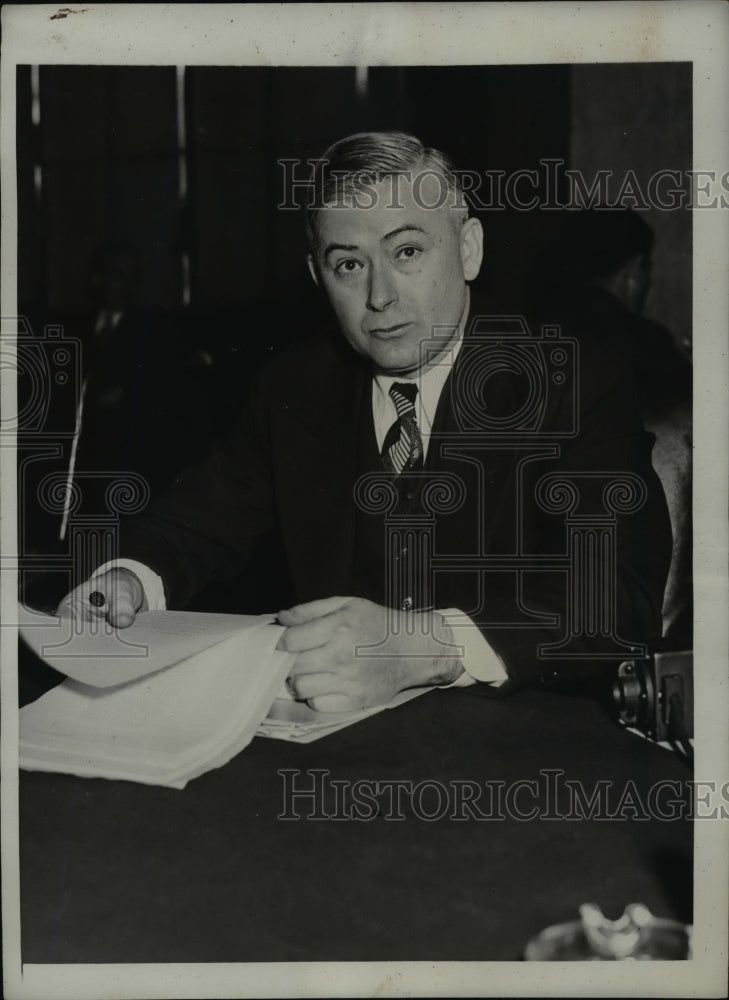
[277,596,463,712]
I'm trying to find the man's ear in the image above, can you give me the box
[460,217,484,282]
[307,254,320,287]
[613,253,650,313]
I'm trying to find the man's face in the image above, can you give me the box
[309,176,483,376]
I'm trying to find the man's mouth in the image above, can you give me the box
[368,322,412,338]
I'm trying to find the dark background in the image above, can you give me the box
[15,62,692,590]
[17,63,691,354]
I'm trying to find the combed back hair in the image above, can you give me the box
[305,131,469,247]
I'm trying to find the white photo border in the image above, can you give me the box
[2,3,727,998]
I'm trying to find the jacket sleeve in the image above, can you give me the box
[118,364,277,609]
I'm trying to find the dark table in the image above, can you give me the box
[19,687,693,963]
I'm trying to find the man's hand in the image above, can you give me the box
[277,596,463,712]
[56,567,148,628]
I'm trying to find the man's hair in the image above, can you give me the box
[305,131,468,248]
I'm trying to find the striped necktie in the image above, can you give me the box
[381,382,424,475]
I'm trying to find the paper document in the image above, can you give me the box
[19,603,271,687]
[257,687,430,743]
[19,606,293,787]
[18,604,434,783]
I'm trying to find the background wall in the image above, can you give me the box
[17,62,692,362]
[571,62,692,350]
[18,64,573,328]
[18,64,691,345]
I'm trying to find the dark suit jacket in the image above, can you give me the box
[121,307,671,692]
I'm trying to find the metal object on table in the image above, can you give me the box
[524,902,692,960]
[613,650,693,742]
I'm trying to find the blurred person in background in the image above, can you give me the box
[528,208,692,646]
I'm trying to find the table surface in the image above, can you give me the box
[19,686,693,963]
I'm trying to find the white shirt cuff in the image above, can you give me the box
[436,608,508,687]
[92,559,167,611]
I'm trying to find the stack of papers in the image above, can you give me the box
[19,606,293,788]
[17,605,432,786]
[258,688,430,743]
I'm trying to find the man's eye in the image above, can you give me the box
[334,259,363,277]
[395,245,422,261]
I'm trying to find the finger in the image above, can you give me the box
[288,643,352,674]
[107,580,139,628]
[56,568,144,627]
[276,611,345,653]
[307,693,361,713]
[57,577,112,622]
[278,596,350,626]
[56,587,95,622]
[286,670,343,701]
[99,569,143,629]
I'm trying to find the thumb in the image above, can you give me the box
[101,568,145,629]
[278,595,351,626]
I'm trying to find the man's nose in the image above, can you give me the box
[366,262,397,311]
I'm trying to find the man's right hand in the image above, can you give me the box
[56,568,148,628]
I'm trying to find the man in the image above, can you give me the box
[528,208,692,645]
[58,132,672,711]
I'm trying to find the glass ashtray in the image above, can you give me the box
[525,902,692,960]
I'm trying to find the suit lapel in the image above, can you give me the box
[427,331,521,560]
